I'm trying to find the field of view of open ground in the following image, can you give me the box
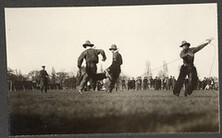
[9,89,220,135]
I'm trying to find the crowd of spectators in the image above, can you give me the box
[120,76,218,91]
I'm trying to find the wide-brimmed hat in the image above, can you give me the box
[109,44,118,50]
[83,40,94,48]
[180,41,190,47]
[42,65,45,68]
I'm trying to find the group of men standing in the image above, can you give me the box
[121,76,176,91]
[77,40,123,94]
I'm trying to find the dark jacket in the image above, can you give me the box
[180,42,209,66]
[40,70,49,79]
[108,51,123,74]
[78,48,106,67]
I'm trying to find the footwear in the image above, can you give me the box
[173,93,179,97]
[184,91,188,97]
[104,69,112,80]
[188,91,192,95]
[78,89,82,94]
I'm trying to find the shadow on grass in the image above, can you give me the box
[10,111,219,135]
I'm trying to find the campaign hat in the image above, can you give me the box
[83,40,94,48]
[109,44,118,50]
[180,41,190,47]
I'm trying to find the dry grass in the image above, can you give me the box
[9,89,220,135]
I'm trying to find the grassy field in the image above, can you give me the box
[9,89,220,135]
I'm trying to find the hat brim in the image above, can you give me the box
[109,48,117,51]
[83,44,94,48]
[180,43,190,47]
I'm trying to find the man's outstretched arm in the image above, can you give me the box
[193,39,212,54]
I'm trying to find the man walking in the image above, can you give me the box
[39,66,49,93]
[77,40,107,94]
[104,44,123,93]
[173,39,212,96]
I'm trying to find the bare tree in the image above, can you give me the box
[7,68,17,81]
[56,72,69,85]
[163,60,168,77]
[28,70,40,82]
[51,67,56,84]
[145,60,152,77]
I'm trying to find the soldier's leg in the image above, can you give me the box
[40,80,44,92]
[89,64,97,91]
[44,79,48,93]
[184,73,192,96]
[187,67,198,95]
[44,86,47,93]
[173,65,187,96]
[79,73,90,92]
[108,73,119,93]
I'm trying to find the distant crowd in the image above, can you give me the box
[121,76,177,91]
[90,76,218,92]
[120,76,218,91]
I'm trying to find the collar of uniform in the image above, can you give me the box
[86,47,92,50]
[113,50,118,53]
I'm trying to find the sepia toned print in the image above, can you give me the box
[5,3,219,135]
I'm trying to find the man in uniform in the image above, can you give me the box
[136,77,142,91]
[77,40,107,94]
[143,77,148,90]
[121,78,126,91]
[173,39,212,96]
[104,44,123,93]
[39,66,49,93]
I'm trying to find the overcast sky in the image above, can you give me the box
[5,3,218,79]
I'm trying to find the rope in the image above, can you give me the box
[140,58,180,77]
[208,42,218,96]
[209,43,216,77]
[151,58,180,72]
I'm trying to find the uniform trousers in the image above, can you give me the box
[107,71,120,93]
[79,62,97,91]
[40,78,48,92]
[173,65,198,96]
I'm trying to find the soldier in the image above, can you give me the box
[77,40,107,94]
[172,76,176,89]
[143,77,148,90]
[104,44,123,93]
[136,77,142,91]
[163,77,169,90]
[131,77,136,90]
[127,78,131,90]
[39,66,49,93]
[121,79,126,91]
[149,76,154,90]
[154,76,158,90]
[173,39,213,96]
[168,76,173,90]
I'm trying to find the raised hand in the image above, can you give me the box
[206,37,214,44]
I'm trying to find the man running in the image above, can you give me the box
[104,44,123,93]
[77,40,107,94]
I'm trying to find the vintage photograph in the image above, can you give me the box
[5,3,219,136]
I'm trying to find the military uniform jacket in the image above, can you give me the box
[78,48,106,67]
[180,41,209,66]
[40,70,49,79]
[108,52,123,74]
